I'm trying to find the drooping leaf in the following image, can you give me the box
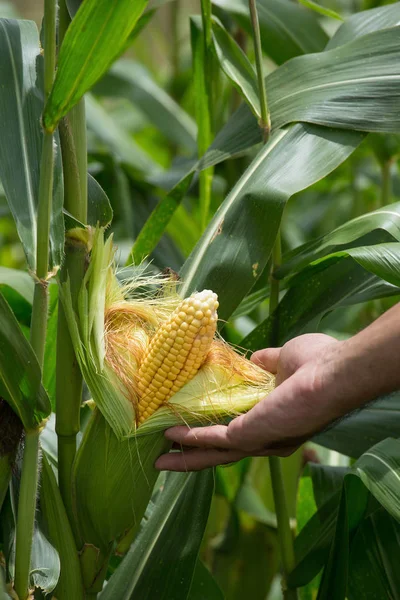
[315,393,400,459]
[277,202,400,278]
[0,19,64,271]
[180,124,363,322]
[43,0,149,130]
[212,0,328,65]
[242,244,400,350]
[94,60,197,152]
[321,243,400,288]
[327,3,400,50]
[0,291,51,429]
[99,470,214,600]
[211,17,260,118]
[205,24,400,168]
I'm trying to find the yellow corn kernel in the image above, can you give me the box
[137,290,218,424]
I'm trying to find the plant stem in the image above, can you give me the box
[381,160,392,207]
[248,0,270,142]
[14,430,41,599]
[55,2,88,528]
[14,2,57,597]
[197,0,214,231]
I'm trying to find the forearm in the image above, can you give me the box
[323,302,400,413]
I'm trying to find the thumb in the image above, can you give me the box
[251,347,281,374]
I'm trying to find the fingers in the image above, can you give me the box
[251,347,281,374]
[155,448,248,471]
[155,444,299,471]
[164,424,234,449]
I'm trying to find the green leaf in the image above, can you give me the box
[327,4,400,50]
[0,267,33,326]
[298,0,343,21]
[349,508,400,600]
[85,94,159,175]
[188,561,225,600]
[40,454,84,599]
[206,24,400,168]
[325,243,400,288]
[94,60,197,152]
[213,0,328,65]
[0,291,50,429]
[87,174,113,228]
[99,470,214,600]
[180,124,363,322]
[242,247,400,350]
[0,19,64,271]
[278,202,400,278]
[211,17,260,118]
[29,526,60,593]
[43,0,149,130]
[315,393,400,459]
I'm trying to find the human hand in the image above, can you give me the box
[156,334,345,471]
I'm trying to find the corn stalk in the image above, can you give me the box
[13,1,57,597]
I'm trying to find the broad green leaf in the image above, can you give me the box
[327,4,400,50]
[211,17,260,118]
[349,508,400,600]
[189,561,225,600]
[100,470,214,600]
[85,94,159,175]
[315,393,400,459]
[242,244,400,350]
[292,438,400,590]
[180,124,363,322]
[0,291,50,429]
[43,0,149,130]
[278,203,400,278]
[95,60,197,152]
[324,243,400,288]
[213,0,328,65]
[0,19,64,271]
[298,0,343,21]
[40,454,84,598]
[205,25,400,168]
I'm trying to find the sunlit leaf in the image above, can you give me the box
[43,0,149,130]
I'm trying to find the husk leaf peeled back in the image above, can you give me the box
[60,226,275,440]
[62,227,274,590]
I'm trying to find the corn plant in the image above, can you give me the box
[1,0,400,599]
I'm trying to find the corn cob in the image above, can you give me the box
[137,290,219,424]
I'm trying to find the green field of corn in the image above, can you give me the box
[1,0,400,598]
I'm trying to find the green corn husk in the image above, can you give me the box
[61,227,274,590]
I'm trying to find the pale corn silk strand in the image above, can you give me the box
[103,265,274,430]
